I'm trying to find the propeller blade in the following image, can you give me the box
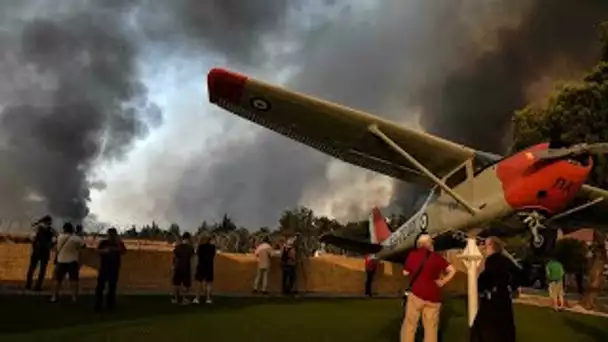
[531,146,580,160]
[532,142,608,161]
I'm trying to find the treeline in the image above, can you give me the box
[119,207,409,244]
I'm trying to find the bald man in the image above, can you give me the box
[401,234,456,342]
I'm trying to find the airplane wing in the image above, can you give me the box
[578,184,608,204]
[552,184,608,233]
[207,68,477,186]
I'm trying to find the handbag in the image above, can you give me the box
[53,235,69,265]
[402,250,431,307]
[401,250,432,342]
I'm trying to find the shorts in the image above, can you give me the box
[55,261,79,282]
[195,265,214,282]
[172,267,192,288]
[548,280,564,299]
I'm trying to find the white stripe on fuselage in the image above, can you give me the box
[382,189,437,249]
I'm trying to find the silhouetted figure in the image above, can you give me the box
[194,234,217,304]
[470,237,520,342]
[281,237,297,295]
[94,228,126,312]
[25,215,55,291]
[364,255,377,297]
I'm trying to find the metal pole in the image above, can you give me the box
[458,237,483,327]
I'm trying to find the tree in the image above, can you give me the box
[215,214,237,233]
[124,225,139,238]
[554,238,588,274]
[168,223,181,243]
[197,221,210,236]
[278,206,315,235]
[511,23,608,309]
[580,230,607,310]
[313,216,343,236]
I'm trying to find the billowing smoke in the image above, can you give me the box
[2,1,607,230]
[164,1,608,228]
[0,3,161,222]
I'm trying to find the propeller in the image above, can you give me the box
[531,142,608,161]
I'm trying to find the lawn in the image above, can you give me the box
[0,295,607,342]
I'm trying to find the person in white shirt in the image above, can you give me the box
[253,236,273,294]
[51,222,85,303]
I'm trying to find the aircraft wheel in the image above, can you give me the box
[532,234,545,248]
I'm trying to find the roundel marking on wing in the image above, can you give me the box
[250,97,271,112]
[419,213,428,232]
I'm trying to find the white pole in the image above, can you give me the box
[458,237,483,327]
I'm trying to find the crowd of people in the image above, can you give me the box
[23,215,569,342]
[23,215,306,311]
[25,215,127,312]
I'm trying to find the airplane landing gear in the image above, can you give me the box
[518,210,547,249]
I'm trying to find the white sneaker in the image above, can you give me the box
[205,298,213,304]
[192,298,200,304]
[182,298,190,305]
[171,298,178,304]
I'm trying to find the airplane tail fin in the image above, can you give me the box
[369,207,392,244]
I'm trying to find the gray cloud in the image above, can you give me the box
[165,1,608,229]
[0,2,160,222]
[2,0,607,230]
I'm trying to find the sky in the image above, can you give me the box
[0,0,606,232]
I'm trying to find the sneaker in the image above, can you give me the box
[192,298,200,304]
[205,298,213,304]
[171,298,178,304]
[182,298,190,305]
[50,297,58,303]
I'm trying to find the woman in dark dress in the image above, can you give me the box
[470,236,521,342]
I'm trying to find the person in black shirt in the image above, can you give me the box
[470,237,521,342]
[172,232,195,305]
[94,228,126,312]
[25,215,55,291]
[194,234,216,304]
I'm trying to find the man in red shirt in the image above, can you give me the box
[400,234,456,342]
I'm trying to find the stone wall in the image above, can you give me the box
[0,243,467,295]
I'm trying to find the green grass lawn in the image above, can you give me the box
[0,295,607,342]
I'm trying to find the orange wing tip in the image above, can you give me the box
[207,68,248,104]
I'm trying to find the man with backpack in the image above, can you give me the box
[546,257,565,311]
[25,215,56,291]
[281,237,297,295]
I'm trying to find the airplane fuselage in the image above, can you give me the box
[375,143,593,261]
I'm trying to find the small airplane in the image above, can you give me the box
[206,67,608,263]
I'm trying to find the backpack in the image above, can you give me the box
[546,260,564,282]
[281,246,294,264]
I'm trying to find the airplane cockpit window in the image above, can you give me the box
[473,150,504,175]
[445,166,467,188]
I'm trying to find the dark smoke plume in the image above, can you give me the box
[393,0,608,208]
[165,1,608,228]
[421,0,608,152]
[3,1,607,230]
[0,5,161,222]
